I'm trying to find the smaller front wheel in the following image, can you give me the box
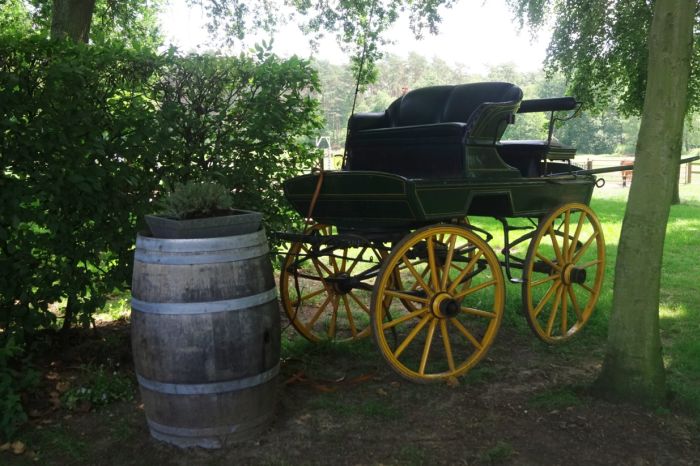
[522,203,605,343]
[370,224,505,383]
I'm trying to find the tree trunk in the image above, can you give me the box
[671,163,681,204]
[594,0,694,404]
[50,0,96,43]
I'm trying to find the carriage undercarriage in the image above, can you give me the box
[277,201,605,383]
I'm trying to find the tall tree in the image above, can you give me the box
[11,0,164,47]
[50,0,95,42]
[511,0,696,404]
[596,0,695,403]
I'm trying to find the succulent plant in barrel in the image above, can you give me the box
[145,181,262,238]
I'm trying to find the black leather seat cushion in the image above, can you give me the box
[346,83,522,178]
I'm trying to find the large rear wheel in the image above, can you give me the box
[370,224,505,382]
[280,225,386,342]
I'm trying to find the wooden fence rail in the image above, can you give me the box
[578,157,699,187]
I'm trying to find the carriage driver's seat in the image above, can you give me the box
[345,82,523,179]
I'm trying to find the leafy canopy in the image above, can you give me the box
[506,0,700,115]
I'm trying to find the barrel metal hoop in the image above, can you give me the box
[136,228,266,252]
[137,362,279,396]
[135,229,269,265]
[146,411,274,444]
[131,287,277,315]
[134,244,269,265]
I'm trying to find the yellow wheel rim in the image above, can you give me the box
[370,224,505,382]
[522,203,605,343]
[280,224,384,342]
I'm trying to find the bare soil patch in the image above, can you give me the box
[4,315,700,466]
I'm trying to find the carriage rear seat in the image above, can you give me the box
[345,82,523,179]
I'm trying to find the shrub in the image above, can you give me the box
[155,181,234,220]
[0,35,322,340]
[0,337,39,441]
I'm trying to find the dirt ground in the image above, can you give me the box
[4,314,700,466]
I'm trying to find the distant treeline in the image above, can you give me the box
[313,53,700,155]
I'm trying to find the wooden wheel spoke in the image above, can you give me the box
[382,307,429,330]
[560,286,568,335]
[577,282,595,294]
[531,274,559,288]
[294,287,327,305]
[345,247,368,275]
[535,252,561,272]
[327,296,340,338]
[545,285,564,336]
[440,234,458,291]
[311,256,334,277]
[453,279,497,300]
[460,306,497,319]
[440,320,456,372]
[572,232,598,263]
[568,287,583,322]
[347,290,371,314]
[402,255,432,294]
[533,281,561,318]
[568,212,587,259]
[426,236,441,291]
[450,318,483,350]
[383,288,429,304]
[548,225,565,265]
[394,315,431,359]
[419,319,438,375]
[447,250,483,294]
[308,295,333,326]
[342,295,357,337]
[578,259,601,269]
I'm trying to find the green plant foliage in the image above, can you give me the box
[62,364,134,409]
[156,181,234,220]
[0,34,164,340]
[152,45,323,230]
[0,337,40,441]
[507,0,700,116]
[0,35,321,346]
[17,0,165,49]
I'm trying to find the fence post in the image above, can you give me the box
[686,161,692,184]
[586,159,593,171]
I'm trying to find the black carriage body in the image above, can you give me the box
[284,82,595,230]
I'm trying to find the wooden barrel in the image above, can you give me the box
[131,228,280,448]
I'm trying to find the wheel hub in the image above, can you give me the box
[331,272,354,294]
[562,264,586,285]
[431,292,461,319]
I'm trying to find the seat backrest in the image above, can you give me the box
[386,82,522,127]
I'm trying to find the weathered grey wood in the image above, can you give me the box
[131,229,280,448]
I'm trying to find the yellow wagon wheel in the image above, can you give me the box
[522,203,605,343]
[370,224,505,383]
[280,224,386,342]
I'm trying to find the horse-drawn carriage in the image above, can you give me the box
[275,82,617,382]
